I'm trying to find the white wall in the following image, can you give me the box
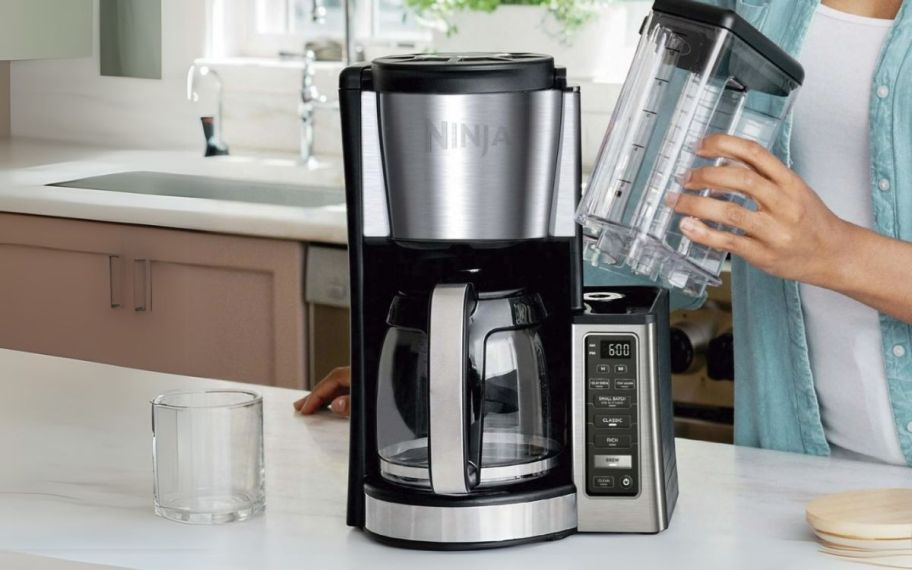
[11,0,207,150]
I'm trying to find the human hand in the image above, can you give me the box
[673,134,853,287]
[293,366,351,417]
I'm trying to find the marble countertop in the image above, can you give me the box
[0,138,348,244]
[2,348,909,570]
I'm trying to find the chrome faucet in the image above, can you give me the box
[299,50,338,165]
[187,64,229,157]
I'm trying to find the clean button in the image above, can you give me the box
[893,344,906,358]
[877,85,890,98]
[593,475,615,489]
[879,178,891,192]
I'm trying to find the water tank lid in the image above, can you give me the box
[364,52,564,94]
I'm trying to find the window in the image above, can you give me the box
[237,0,428,57]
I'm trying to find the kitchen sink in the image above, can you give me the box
[49,171,345,209]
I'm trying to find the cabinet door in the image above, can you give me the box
[121,225,305,388]
[0,214,305,388]
[0,219,127,364]
[0,0,92,60]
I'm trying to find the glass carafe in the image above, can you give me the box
[376,284,559,494]
[576,1,803,297]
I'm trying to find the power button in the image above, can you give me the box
[620,475,634,488]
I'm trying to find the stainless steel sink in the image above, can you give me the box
[49,171,345,209]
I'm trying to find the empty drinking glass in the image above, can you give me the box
[151,390,265,524]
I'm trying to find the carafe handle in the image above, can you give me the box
[428,283,476,495]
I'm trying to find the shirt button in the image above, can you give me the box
[893,344,906,358]
[879,178,891,192]
[907,421,912,433]
[877,85,890,98]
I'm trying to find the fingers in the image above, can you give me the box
[295,366,352,415]
[697,134,794,187]
[673,193,772,240]
[684,165,780,211]
[678,216,759,258]
[330,395,351,418]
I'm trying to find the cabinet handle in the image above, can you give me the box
[133,259,152,312]
[108,255,122,308]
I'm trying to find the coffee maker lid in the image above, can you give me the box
[367,52,563,94]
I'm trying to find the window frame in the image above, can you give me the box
[236,0,428,58]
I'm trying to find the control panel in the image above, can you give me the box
[585,333,639,496]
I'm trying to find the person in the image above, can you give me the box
[294,366,351,417]
[298,0,912,467]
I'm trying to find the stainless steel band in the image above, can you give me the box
[364,491,577,544]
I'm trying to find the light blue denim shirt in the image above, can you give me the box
[585,0,912,465]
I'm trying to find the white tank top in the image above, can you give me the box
[791,4,905,465]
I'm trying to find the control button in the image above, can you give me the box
[877,84,890,99]
[593,433,631,449]
[594,414,631,429]
[589,378,612,389]
[593,476,615,489]
[596,364,610,374]
[620,475,634,488]
[594,454,633,469]
[594,394,630,409]
[615,378,636,390]
[614,364,629,374]
[893,344,906,358]
[879,178,891,192]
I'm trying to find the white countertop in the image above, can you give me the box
[3,349,911,569]
[0,138,348,244]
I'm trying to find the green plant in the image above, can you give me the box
[407,0,620,45]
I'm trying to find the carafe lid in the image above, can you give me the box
[359,52,565,94]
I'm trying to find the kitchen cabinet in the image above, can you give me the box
[0,0,93,61]
[0,213,306,388]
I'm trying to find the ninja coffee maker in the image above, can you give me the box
[340,53,677,549]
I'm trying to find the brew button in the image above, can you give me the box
[877,84,890,99]
[593,476,615,489]
[621,475,634,488]
[594,454,633,469]
[596,364,610,374]
[615,378,636,390]
[892,344,906,358]
[614,364,629,374]
[595,414,631,428]
[594,433,631,449]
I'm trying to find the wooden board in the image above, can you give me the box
[806,489,912,540]
[815,530,912,552]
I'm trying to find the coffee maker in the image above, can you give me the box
[340,52,676,549]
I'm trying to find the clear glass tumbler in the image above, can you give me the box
[151,390,265,524]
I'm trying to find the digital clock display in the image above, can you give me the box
[601,340,633,359]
